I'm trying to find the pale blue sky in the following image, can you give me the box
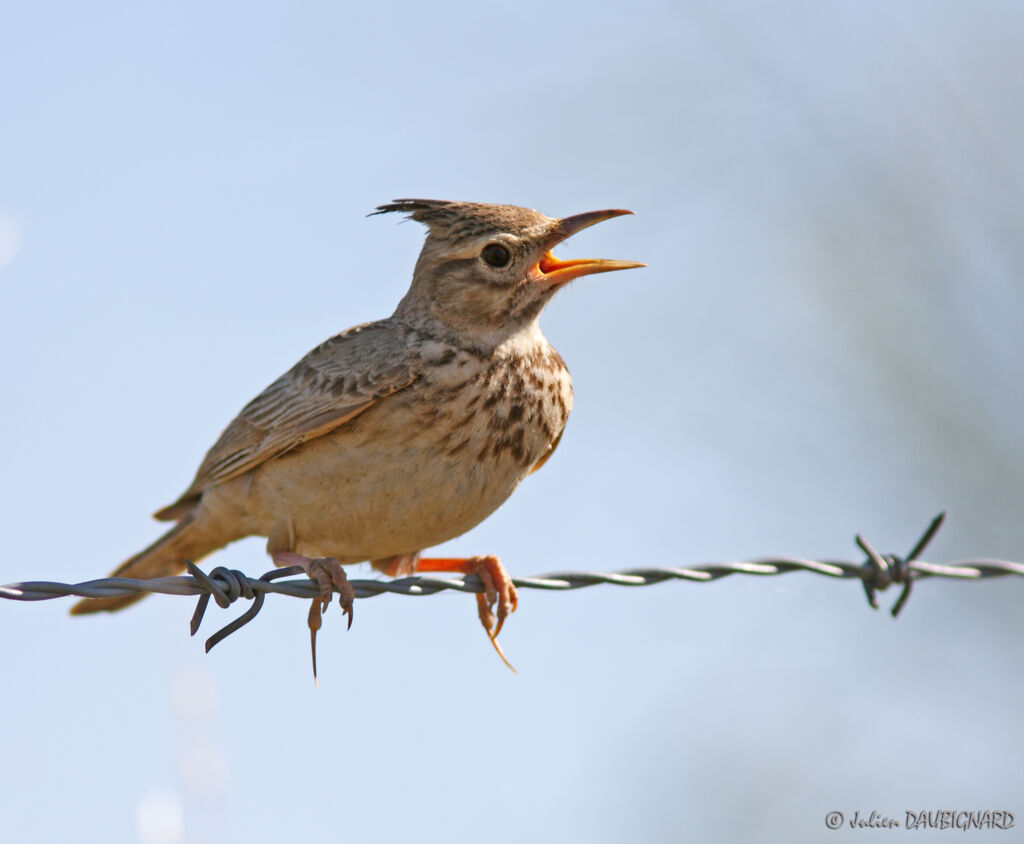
[2,2,1023,842]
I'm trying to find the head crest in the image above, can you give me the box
[370,199,458,223]
[369,199,554,245]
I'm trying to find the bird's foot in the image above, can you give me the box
[416,555,518,672]
[272,551,354,683]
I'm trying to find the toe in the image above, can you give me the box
[474,592,497,638]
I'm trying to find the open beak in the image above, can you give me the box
[534,209,646,286]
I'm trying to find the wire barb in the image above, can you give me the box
[3,515,1022,656]
[186,563,307,652]
[856,512,946,617]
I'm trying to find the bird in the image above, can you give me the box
[71,199,644,671]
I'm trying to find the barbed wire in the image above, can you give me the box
[2,513,1022,655]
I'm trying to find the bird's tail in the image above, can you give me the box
[71,514,210,615]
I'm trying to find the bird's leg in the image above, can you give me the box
[272,551,355,682]
[414,555,519,671]
[371,552,420,578]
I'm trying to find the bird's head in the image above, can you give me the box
[373,199,644,348]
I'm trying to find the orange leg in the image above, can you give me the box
[376,554,518,671]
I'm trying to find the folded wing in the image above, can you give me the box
[154,320,417,520]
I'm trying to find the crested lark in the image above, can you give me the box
[72,199,644,668]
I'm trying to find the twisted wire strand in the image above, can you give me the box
[2,513,1021,652]
[3,555,1022,605]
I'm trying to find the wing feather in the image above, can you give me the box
[154,320,416,520]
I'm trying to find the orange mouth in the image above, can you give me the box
[535,251,646,286]
[532,208,645,285]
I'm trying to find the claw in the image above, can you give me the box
[379,553,519,671]
[270,553,354,683]
[461,556,518,671]
[308,598,325,685]
[342,593,354,630]
[487,627,516,673]
[306,557,355,622]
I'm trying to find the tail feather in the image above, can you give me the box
[71,514,207,615]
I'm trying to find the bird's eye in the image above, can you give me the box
[481,243,511,268]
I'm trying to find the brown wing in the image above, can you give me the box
[154,320,416,520]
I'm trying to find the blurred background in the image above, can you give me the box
[2,1,1022,841]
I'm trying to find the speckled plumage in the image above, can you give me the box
[71,199,642,658]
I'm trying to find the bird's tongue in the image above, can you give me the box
[539,253,593,274]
